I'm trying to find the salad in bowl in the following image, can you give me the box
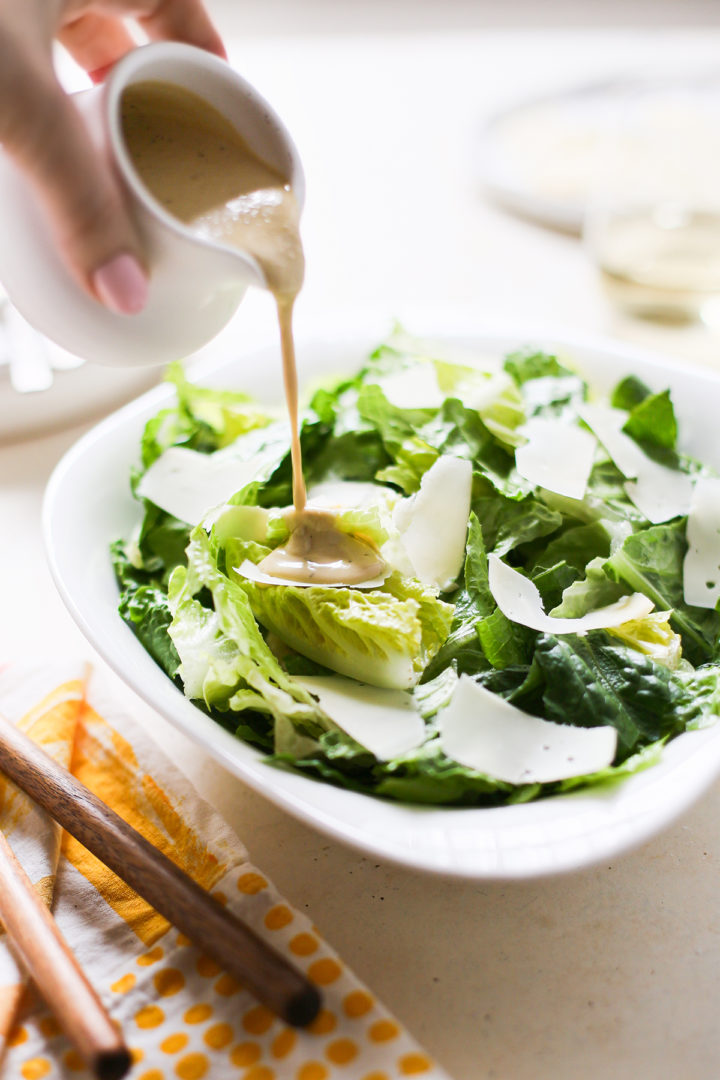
[110,329,720,809]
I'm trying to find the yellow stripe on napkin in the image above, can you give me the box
[63,702,228,945]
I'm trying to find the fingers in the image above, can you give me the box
[0,51,147,312]
[58,13,136,82]
[0,0,227,316]
[57,2,226,81]
[135,0,226,59]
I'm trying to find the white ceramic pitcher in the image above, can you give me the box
[0,43,304,367]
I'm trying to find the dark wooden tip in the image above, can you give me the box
[95,1049,132,1080]
[283,983,322,1028]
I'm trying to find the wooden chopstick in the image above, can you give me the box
[0,829,130,1080]
[0,711,321,1027]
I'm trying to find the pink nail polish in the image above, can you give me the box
[88,63,113,84]
[92,254,148,315]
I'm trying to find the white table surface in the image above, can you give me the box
[3,17,720,1080]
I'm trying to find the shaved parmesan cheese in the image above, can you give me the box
[295,675,425,760]
[392,456,472,591]
[515,417,596,498]
[373,364,513,413]
[683,476,720,608]
[624,470,694,525]
[306,480,395,512]
[374,365,444,408]
[577,404,637,474]
[578,403,693,523]
[235,559,389,590]
[138,444,277,525]
[487,554,654,634]
[439,675,617,783]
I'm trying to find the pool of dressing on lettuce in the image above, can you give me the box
[121,80,384,586]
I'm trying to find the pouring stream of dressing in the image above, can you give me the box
[121,82,384,584]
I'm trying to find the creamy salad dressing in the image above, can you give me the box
[261,508,386,586]
[122,81,384,585]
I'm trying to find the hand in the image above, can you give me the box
[0,1,226,314]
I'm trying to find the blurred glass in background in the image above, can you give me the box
[584,76,720,327]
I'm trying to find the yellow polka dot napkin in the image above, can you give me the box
[0,662,451,1080]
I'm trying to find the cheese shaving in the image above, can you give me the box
[515,416,596,498]
[578,403,693,523]
[295,675,425,760]
[683,476,720,608]
[488,553,654,634]
[439,675,617,783]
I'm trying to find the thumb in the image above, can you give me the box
[1,59,148,314]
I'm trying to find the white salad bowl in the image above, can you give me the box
[43,319,720,879]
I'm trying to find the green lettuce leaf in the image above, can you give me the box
[604,521,720,665]
[234,571,453,690]
[423,514,532,678]
[551,556,628,619]
[131,503,192,581]
[611,376,678,451]
[139,362,272,468]
[529,520,622,575]
[164,362,272,448]
[432,360,526,448]
[112,540,180,679]
[504,348,575,385]
[607,611,683,670]
[504,348,587,420]
[471,486,563,556]
[376,436,438,494]
[610,374,652,412]
[168,529,327,736]
[418,399,528,499]
[533,631,689,757]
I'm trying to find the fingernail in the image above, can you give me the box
[88,63,113,84]
[92,254,148,315]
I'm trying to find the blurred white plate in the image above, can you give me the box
[476,80,631,233]
[42,317,720,878]
[0,363,161,443]
[0,297,159,442]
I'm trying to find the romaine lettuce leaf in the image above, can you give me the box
[529,520,624,575]
[113,333,720,807]
[234,571,452,690]
[504,348,587,421]
[532,631,689,756]
[112,540,180,679]
[423,514,532,678]
[168,529,327,736]
[471,486,563,556]
[606,611,683,670]
[604,520,720,665]
[551,556,628,619]
[140,362,272,468]
[504,348,576,385]
[164,361,272,449]
[418,399,529,499]
[611,376,678,451]
[376,436,439,495]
